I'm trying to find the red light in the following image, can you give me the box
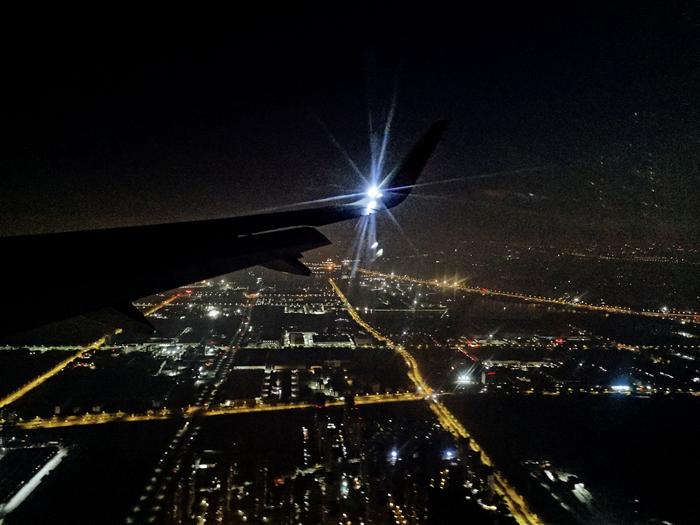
[486,371,496,376]
[185,289,193,294]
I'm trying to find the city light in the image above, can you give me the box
[456,373,474,385]
[442,449,456,461]
[329,278,543,525]
[357,268,699,322]
[388,448,399,464]
[7,13,698,525]
[611,384,631,392]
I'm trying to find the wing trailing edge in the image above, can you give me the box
[260,255,312,276]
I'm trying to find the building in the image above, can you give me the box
[282,331,356,349]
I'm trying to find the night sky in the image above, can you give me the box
[3,3,699,251]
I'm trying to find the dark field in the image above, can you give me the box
[445,394,700,524]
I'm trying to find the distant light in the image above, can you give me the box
[388,448,399,463]
[367,185,382,200]
[661,306,669,313]
[456,373,474,385]
[376,248,384,257]
[442,449,456,460]
[207,308,221,319]
[371,241,379,249]
[611,384,631,392]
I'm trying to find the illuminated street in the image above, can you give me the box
[329,278,544,525]
[0,334,114,410]
[9,392,423,430]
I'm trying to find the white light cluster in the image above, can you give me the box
[364,185,383,214]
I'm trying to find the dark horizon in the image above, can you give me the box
[2,2,699,249]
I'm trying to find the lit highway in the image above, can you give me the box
[128,290,255,524]
[140,290,188,316]
[8,393,423,430]
[0,333,115,410]
[358,268,700,324]
[0,292,183,411]
[329,278,544,525]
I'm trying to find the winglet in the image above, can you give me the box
[382,119,449,209]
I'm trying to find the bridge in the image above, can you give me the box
[359,268,700,324]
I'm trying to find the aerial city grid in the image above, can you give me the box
[1,3,699,525]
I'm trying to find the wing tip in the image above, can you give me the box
[383,119,449,208]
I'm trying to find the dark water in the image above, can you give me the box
[445,394,700,524]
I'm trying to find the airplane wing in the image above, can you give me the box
[0,120,448,335]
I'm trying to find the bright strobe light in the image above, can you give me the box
[362,185,383,215]
[364,199,380,215]
[367,185,383,200]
